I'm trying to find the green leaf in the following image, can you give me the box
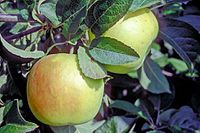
[0,123,38,133]
[0,100,38,133]
[9,23,28,34]
[62,6,87,39]
[0,75,7,89]
[151,43,161,51]
[129,0,163,12]
[110,100,141,115]
[168,58,188,72]
[95,116,131,133]
[138,57,171,94]
[151,48,169,68]
[19,9,29,21]
[128,71,138,79]
[147,130,165,133]
[40,3,61,26]
[23,0,37,9]
[1,2,20,14]
[0,35,45,60]
[75,120,105,133]
[57,0,89,39]
[110,100,148,121]
[56,0,89,21]
[0,106,5,124]
[51,126,76,133]
[89,37,139,65]
[0,23,4,27]
[86,0,133,36]
[51,120,105,133]
[78,46,107,79]
[159,27,195,71]
[134,99,152,121]
[47,0,58,4]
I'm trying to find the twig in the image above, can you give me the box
[46,41,68,55]
[162,70,173,77]
[0,0,5,3]
[0,14,36,23]
[0,0,16,3]
[0,14,23,22]
[156,96,161,126]
[4,26,43,41]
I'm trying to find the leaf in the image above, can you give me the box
[78,46,107,79]
[51,120,105,133]
[168,58,188,72]
[127,71,138,79]
[1,2,20,14]
[151,48,169,68]
[0,123,38,133]
[157,93,174,110]
[110,100,141,115]
[89,37,139,65]
[23,0,37,9]
[129,0,163,12]
[47,0,58,4]
[85,0,133,36]
[19,9,29,21]
[0,100,38,133]
[9,23,28,34]
[0,35,45,61]
[170,107,200,129]
[177,15,200,33]
[159,18,200,70]
[51,126,77,133]
[75,120,105,133]
[160,106,200,132]
[0,58,15,95]
[95,116,133,133]
[134,99,154,121]
[156,91,175,110]
[0,75,7,89]
[56,0,89,39]
[110,100,151,121]
[138,57,171,94]
[159,109,177,124]
[62,6,87,39]
[146,131,165,133]
[0,106,5,124]
[56,0,89,21]
[40,2,61,26]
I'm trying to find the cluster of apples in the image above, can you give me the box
[27,8,159,126]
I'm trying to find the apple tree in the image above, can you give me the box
[0,0,200,132]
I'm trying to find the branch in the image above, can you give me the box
[0,14,35,23]
[4,26,43,41]
[0,0,6,3]
[0,0,16,4]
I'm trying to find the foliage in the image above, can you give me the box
[0,0,200,132]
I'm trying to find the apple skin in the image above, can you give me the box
[89,8,159,74]
[27,53,104,126]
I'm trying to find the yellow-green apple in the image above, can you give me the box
[27,53,104,126]
[89,8,159,74]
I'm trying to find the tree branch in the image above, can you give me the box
[0,14,36,23]
[0,0,16,4]
[0,0,6,3]
[4,26,43,41]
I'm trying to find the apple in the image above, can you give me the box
[27,53,104,126]
[89,8,159,74]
